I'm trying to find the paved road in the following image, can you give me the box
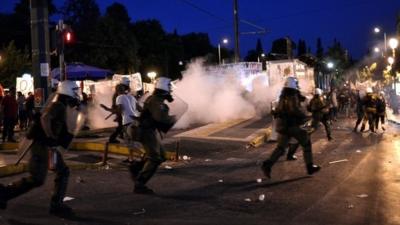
[0,117,399,225]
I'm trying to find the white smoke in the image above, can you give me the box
[172,59,309,129]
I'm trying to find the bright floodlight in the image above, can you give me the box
[261,53,265,57]
[374,47,380,53]
[374,27,380,33]
[327,62,334,69]
[147,71,157,79]
[388,56,395,65]
[222,38,228,44]
[389,38,399,49]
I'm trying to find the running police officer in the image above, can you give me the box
[129,77,176,194]
[0,80,83,217]
[261,76,320,178]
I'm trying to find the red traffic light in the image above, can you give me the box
[64,31,73,43]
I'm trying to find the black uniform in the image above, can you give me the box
[0,94,77,216]
[261,87,320,178]
[309,94,332,140]
[360,93,377,132]
[129,89,175,194]
[109,84,125,143]
[353,92,364,132]
[375,95,386,131]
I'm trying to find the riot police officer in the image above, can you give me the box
[261,77,320,178]
[308,88,332,140]
[375,91,386,131]
[0,80,83,217]
[353,90,364,132]
[129,77,176,194]
[360,88,377,132]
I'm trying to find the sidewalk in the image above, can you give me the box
[387,110,400,125]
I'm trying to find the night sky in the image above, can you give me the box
[1,0,400,59]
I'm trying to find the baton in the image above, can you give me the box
[15,141,32,165]
[105,112,114,120]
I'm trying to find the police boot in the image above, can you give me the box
[261,161,272,178]
[306,164,321,175]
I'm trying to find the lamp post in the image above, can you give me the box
[147,71,157,83]
[218,38,228,65]
[388,38,398,93]
[374,26,387,56]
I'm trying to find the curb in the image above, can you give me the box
[0,141,179,177]
[388,119,400,126]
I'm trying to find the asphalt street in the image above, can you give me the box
[0,117,399,225]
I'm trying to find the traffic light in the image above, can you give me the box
[64,30,73,44]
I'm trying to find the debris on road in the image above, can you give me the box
[205,159,212,162]
[133,208,146,215]
[347,204,354,209]
[356,150,362,153]
[75,176,84,183]
[182,155,191,160]
[218,179,224,183]
[258,194,265,201]
[244,198,252,202]
[357,194,368,198]
[164,165,173,170]
[63,196,75,202]
[329,159,349,164]
[256,178,262,183]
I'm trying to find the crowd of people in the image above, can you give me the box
[0,88,35,143]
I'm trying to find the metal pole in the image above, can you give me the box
[384,32,387,55]
[218,44,221,65]
[30,0,50,105]
[58,19,66,81]
[233,0,240,62]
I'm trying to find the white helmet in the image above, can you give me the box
[120,77,130,86]
[57,80,81,100]
[366,87,373,94]
[284,76,299,90]
[315,88,323,95]
[155,77,172,92]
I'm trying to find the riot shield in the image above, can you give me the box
[166,93,189,123]
[66,105,86,136]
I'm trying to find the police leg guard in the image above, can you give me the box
[286,143,299,161]
[129,160,145,181]
[50,166,70,206]
[134,159,160,194]
[302,141,320,175]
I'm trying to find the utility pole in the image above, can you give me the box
[30,0,51,107]
[233,0,240,62]
[57,19,66,81]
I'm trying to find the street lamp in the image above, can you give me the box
[389,38,398,56]
[218,38,228,65]
[327,62,334,69]
[374,47,380,53]
[388,56,395,65]
[147,71,157,83]
[373,26,387,55]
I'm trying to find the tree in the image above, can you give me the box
[61,0,101,63]
[297,39,307,57]
[244,39,264,62]
[0,41,31,87]
[316,38,323,59]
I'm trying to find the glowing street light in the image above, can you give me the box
[327,62,334,69]
[218,38,229,65]
[389,38,399,50]
[373,26,387,55]
[374,47,380,53]
[147,71,157,83]
[388,56,395,65]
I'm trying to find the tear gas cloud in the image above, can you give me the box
[172,59,313,129]
[86,59,315,130]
